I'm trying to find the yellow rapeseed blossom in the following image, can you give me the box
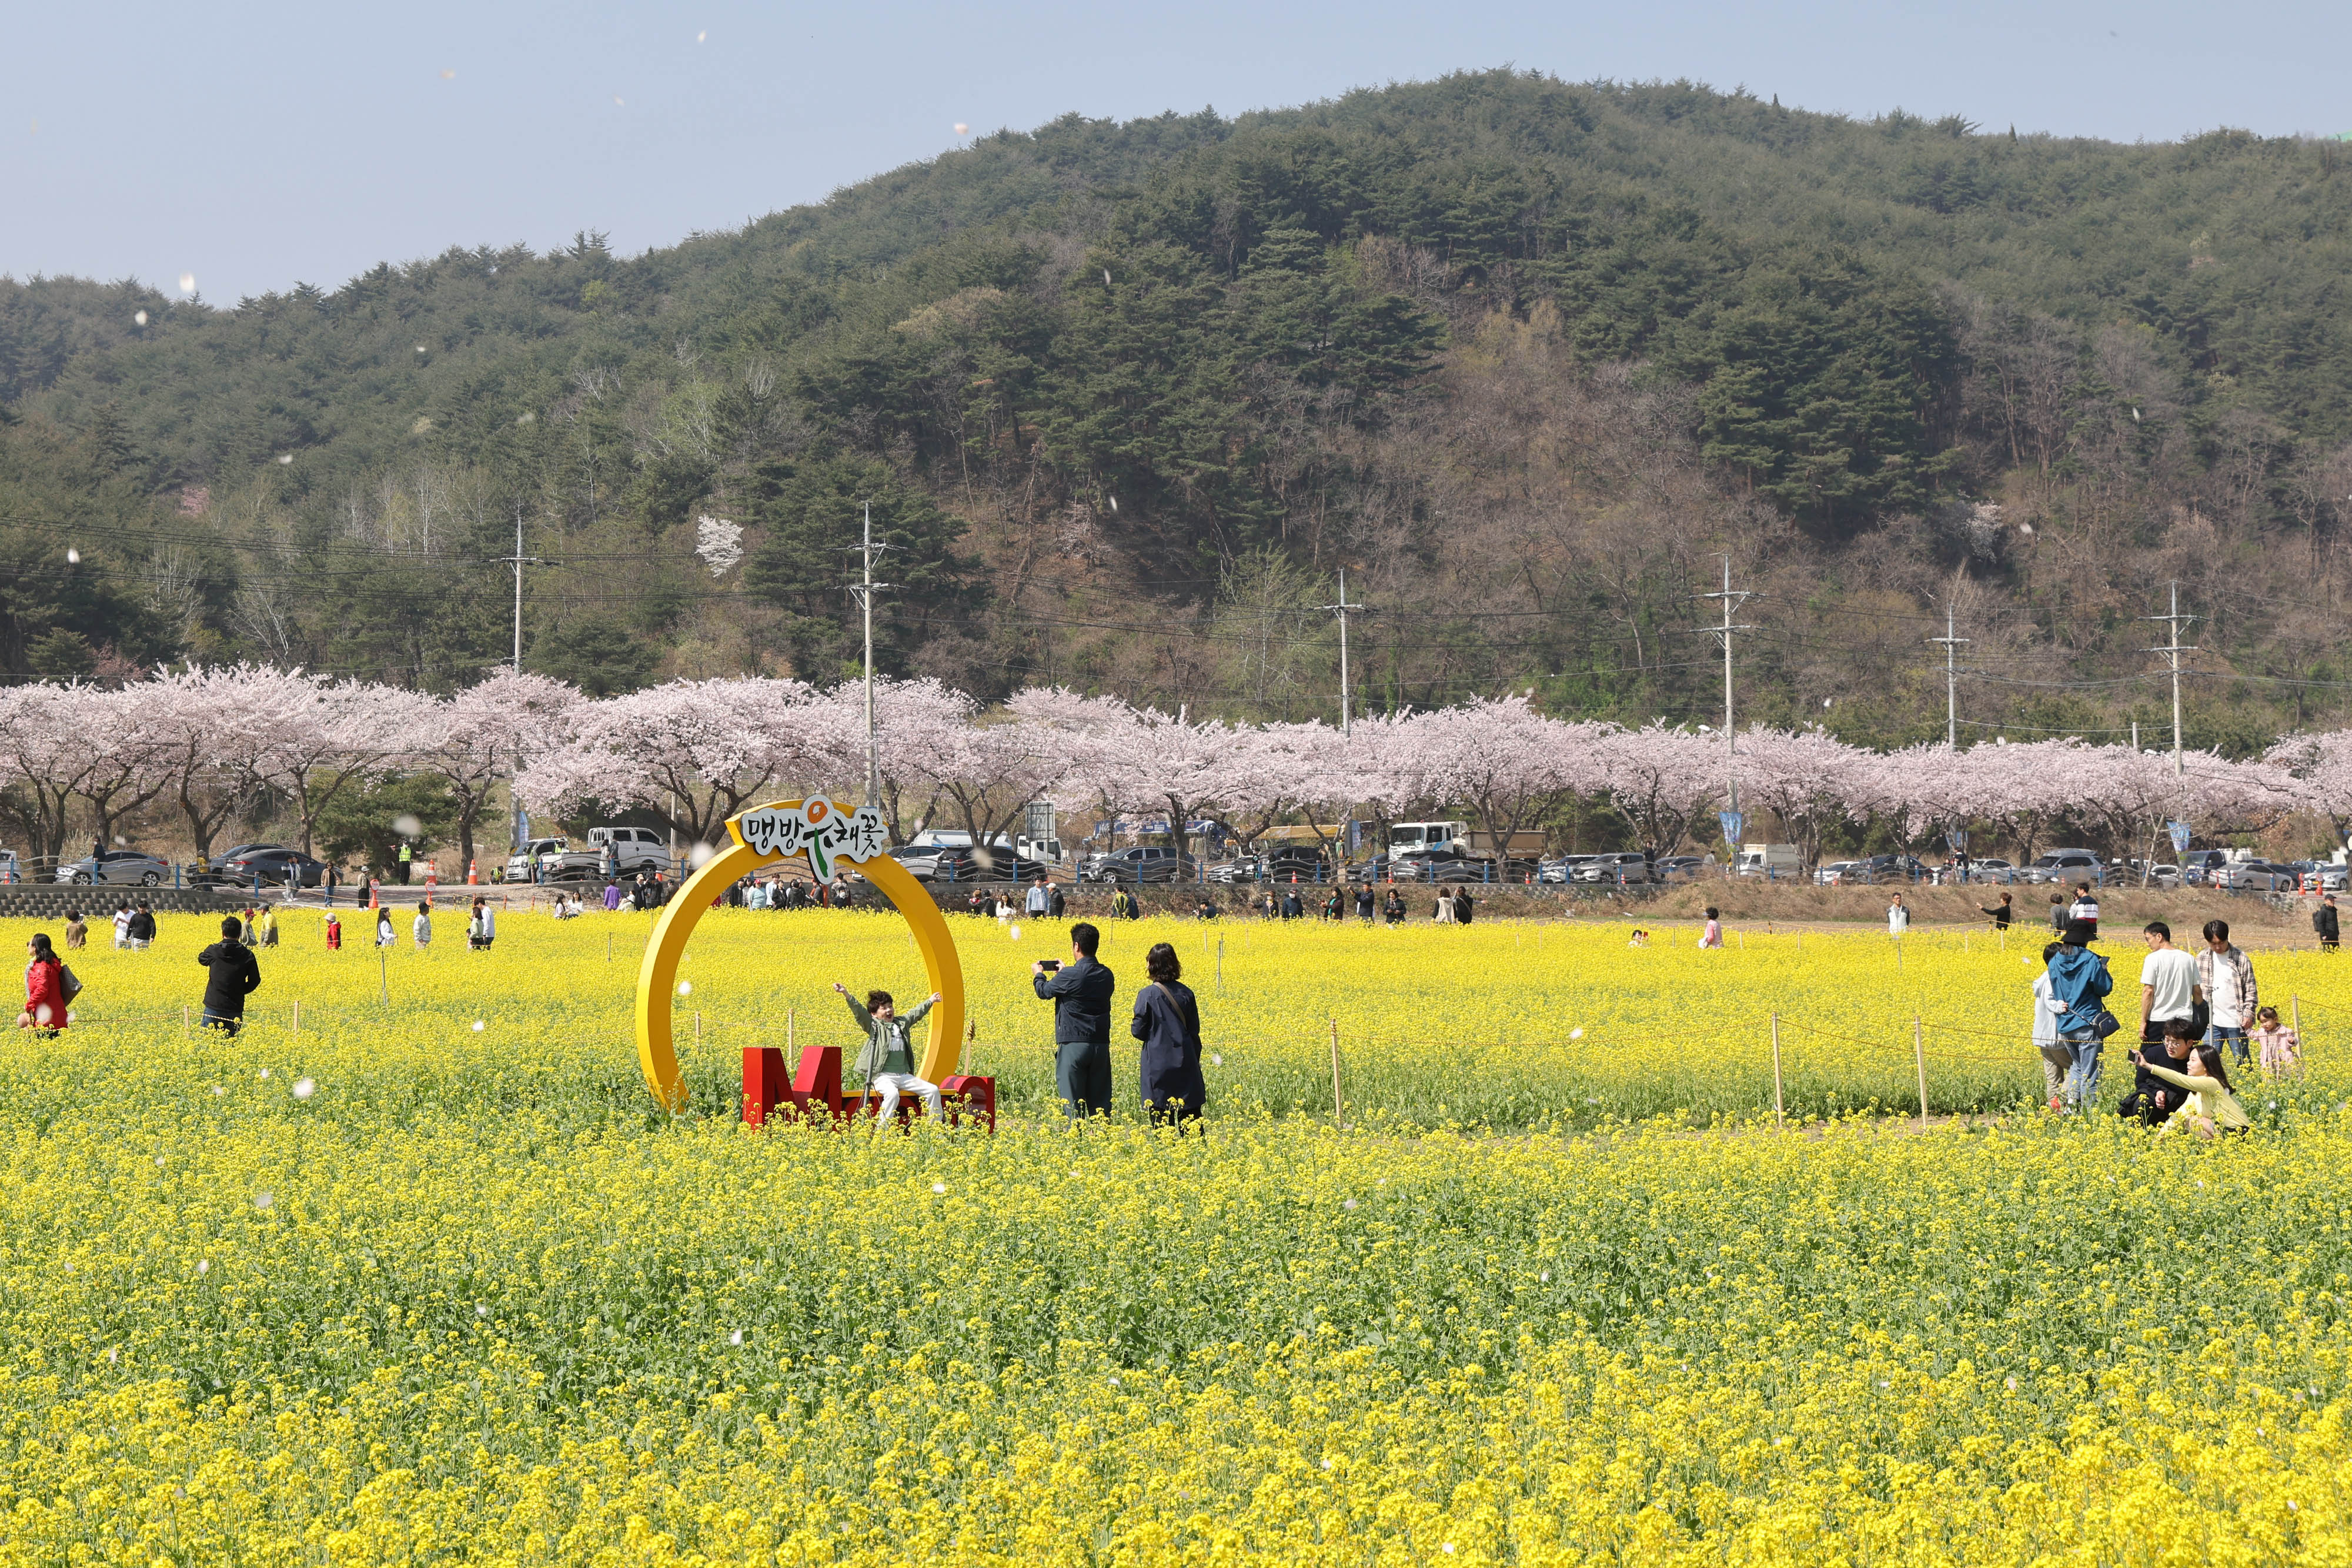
[0,904,2345,1563]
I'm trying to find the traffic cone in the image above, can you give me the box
[369,877,379,909]
[466,858,478,885]
[425,859,438,888]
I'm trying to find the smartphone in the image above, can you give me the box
[1039,959,1062,972]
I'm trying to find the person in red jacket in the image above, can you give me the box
[18,932,68,1035]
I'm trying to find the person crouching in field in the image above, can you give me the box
[834,981,942,1124]
[2133,1018,2250,1138]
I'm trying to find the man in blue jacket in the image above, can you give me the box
[1033,921,1117,1118]
[2045,919,2114,1108]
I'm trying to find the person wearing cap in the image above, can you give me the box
[2045,919,2114,1108]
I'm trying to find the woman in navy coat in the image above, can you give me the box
[1130,941,1205,1126]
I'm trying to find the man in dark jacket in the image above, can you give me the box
[1033,921,1116,1118]
[2318,895,2341,953]
[196,917,262,1036]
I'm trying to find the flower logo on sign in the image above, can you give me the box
[731,800,889,878]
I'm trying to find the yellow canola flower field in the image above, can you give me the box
[4,905,2352,1564]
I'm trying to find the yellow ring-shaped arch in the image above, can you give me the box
[633,801,966,1111]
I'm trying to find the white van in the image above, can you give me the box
[1736,843,1802,878]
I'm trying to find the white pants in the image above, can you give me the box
[871,1072,943,1122]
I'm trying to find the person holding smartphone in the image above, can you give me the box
[1033,921,1117,1118]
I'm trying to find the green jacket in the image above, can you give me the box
[845,994,935,1079]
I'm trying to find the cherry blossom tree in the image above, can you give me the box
[518,677,835,852]
[1410,696,1606,860]
[901,686,1083,866]
[1065,701,1286,872]
[235,673,417,856]
[140,667,301,861]
[2267,731,2352,846]
[55,684,176,854]
[410,670,580,871]
[0,684,112,864]
[1734,726,1871,872]
[1594,721,1721,860]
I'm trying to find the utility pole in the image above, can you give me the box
[491,506,554,674]
[1927,606,1969,749]
[844,502,894,807]
[1316,568,1367,735]
[1696,556,1757,814]
[2139,582,2199,778]
[492,506,557,855]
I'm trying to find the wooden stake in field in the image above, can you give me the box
[1216,937,1225,993]
[1770,1012,1785,1128]
[181,1004,189,1038]
[1329,1019,1345,1132]
[1913,1015,1929,1132]
[2293,994,2303,1047]
[292,1000,299,1036]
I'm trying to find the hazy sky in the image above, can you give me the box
[8,0,2347,300]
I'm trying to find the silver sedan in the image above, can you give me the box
[56,850,172,886]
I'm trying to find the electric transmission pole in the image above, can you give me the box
[1696,556,1757,815]
[844,503,894,807]
[1927,607,1969,748]
[491,505,557,855]
[2139,582,2199,779]
[1316,568,1368,735]
[492,506,556,674]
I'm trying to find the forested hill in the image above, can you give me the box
[8,69,2352,754]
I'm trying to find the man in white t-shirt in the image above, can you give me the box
[2137,920,2202,1048]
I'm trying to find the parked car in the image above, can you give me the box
[1815,860,1862,885]
[1735,844,1802,878]
[2215,860,2298,892]
[1080,846,1195,883]
[2179,850,2230,886]
[2311,864,2352,892]
[505,837,589,882]
[586,826,673,877]
[2024,849,2105,885]
[56,849,172,886]
[888,844,946,879]
[218,847,329,888]
[1574,852,1653,885]
[928,845,1048,884]
[1536,854,1600,884]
